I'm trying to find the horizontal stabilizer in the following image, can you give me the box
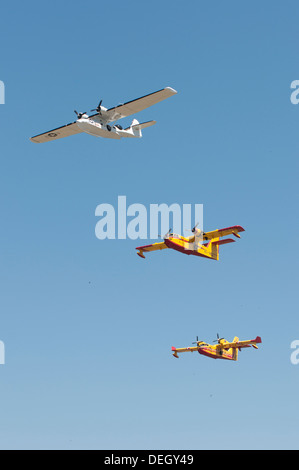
[125,120,156,131]
[211,238,235,246]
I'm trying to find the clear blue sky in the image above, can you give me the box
[0,0,298,450]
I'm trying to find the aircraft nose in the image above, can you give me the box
[164,238,172,248]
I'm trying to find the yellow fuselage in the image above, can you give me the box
[197,343,236,360]
[165,235,219,260]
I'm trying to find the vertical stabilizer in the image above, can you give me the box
[210,238,220,260]
[131,119,142,138]
[230,337,239,361]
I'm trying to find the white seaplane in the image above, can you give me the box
[30,87,177,143]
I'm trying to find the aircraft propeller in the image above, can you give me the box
[74,110,86,119]
[192,336,199,344]
[158,228,172,239]
[91,99,103,114]
[184,223,201,234]
[164,228,172,239]
[213,333,224,344]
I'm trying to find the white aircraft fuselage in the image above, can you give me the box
[30,87,177,144]
[76,116,137,140]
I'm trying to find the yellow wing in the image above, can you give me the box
[202,225,245,241]
[221,336,262,350]
[136,242,168,258]
[171,346,199,358]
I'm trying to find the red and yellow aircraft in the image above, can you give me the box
[172,334,262,361]
[136,225,245,260]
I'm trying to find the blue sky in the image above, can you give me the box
[0,0,298,450]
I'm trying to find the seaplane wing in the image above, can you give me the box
[221,336,262,350]
[92,87,177,123]
[30,121,82,143]
[172,346,199,357]
[202,225,245,241]
[136,241,168,259]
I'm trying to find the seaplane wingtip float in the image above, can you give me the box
[172,335,262,361]
[30,87,177,143]
[136,224,245,261]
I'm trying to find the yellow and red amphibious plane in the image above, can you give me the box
[172,334,262,361]
[136,225,245,260]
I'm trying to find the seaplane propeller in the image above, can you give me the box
[213,333,224,344]
[91,99,103,114]
[185,223,201,234]
[158,228,172,239]
[74,110,86,119]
